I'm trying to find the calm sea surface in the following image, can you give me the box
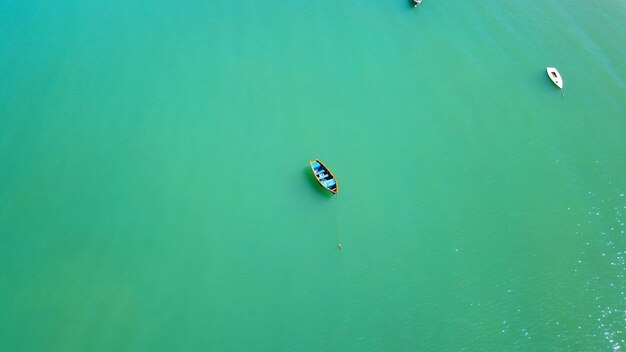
[1,1,625,351]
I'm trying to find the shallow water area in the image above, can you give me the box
[1,1,625,351]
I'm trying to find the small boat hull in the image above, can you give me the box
[546,67,563,89]
[310,159,338,194]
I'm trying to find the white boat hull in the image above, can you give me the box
[546,67,563,89]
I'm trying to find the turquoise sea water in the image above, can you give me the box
[1,1,625,350]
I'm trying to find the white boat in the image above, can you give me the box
[546,67,563,89]
[412,0,423,6]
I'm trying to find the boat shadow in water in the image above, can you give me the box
[303,167,334,198]
[540,73,562,94]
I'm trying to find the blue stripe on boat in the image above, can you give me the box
[312,161,321,170]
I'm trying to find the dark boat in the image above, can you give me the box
[412,0,423,7]
[310,159,338,194]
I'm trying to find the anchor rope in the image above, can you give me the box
[333,196,342,253]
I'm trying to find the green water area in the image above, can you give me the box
[1,1,624,351]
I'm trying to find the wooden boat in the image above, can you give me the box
[546,67,563,89]
[310,159,338,194]
[412,0,423,7]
